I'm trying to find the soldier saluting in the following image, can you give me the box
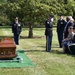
[45,15,54,52]
[12,17,22,45]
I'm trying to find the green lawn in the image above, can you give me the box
[0,28,75,75]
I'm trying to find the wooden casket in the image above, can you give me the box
[0,38,17,59]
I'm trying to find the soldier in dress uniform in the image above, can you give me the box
[57,15,66,48]
[12,17,22,45]
[45,15,54,52]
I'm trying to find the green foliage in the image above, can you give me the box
[64,0,75,16]
[17,0,75,26]
[0,15,10,25]
[0,3,10,25]
[0,0,75,26]
[0,0,7,3]
[0,0,75,36]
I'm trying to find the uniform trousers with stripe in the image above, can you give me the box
[46,36,52,52]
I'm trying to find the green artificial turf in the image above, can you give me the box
[0,50,35,68]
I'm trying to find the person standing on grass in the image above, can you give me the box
[12,17,22,45]
[45,14,54,52]
[57,15,66,48]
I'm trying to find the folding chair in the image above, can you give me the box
[68,43,75,55]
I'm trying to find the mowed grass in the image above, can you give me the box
[0,28,75,75]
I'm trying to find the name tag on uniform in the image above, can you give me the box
[61,22,63,24]
[14,24,16,26]
[47,22,49,24]
[18,24,21,26]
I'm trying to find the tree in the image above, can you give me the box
[0,0,10,25]
[0,0,7,2]
[2,0,75,37]
[19,0,54,38]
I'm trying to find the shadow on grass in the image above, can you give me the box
[35,45,59,48]
[50,50,64,54]
[0,36,13,38]
[23,49,75,57]
[0,36,45,39]
[23,49,64,55]
[66,53,75,57]
[24,50,46,52]
[20,36,45,39]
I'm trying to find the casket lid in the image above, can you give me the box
[0,38,16,48]
[0,40,13,43]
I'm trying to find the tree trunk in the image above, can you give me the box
[28,24,33,38]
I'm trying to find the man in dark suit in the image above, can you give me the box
[12,17,22,45]
[45,15,54,52]
[57,15,66,48]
